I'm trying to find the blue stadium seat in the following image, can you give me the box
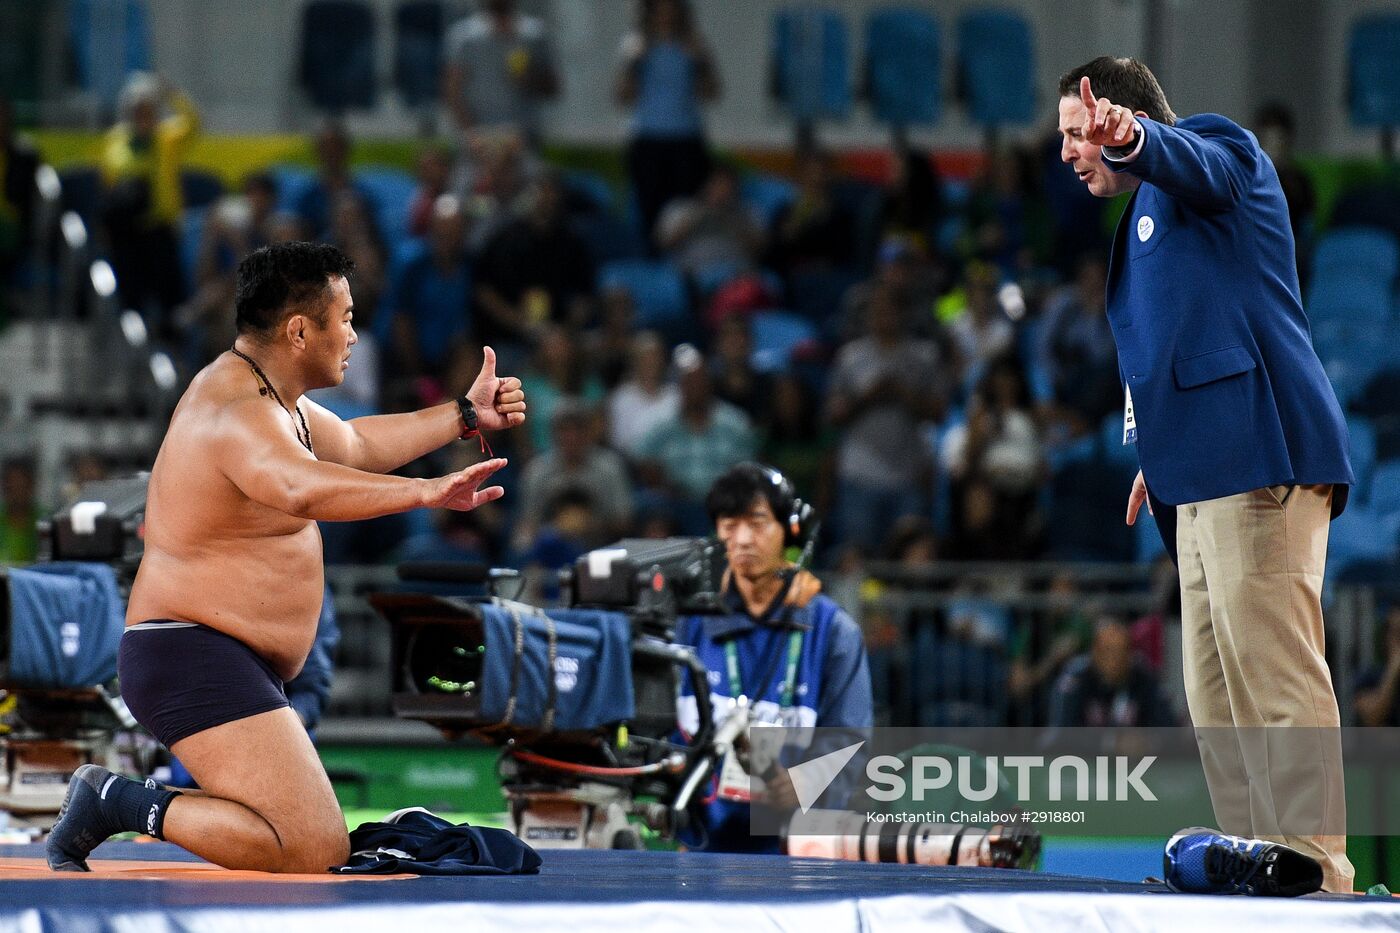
[269,164,317,215]
[1306,275,1393,324]
[179,207,206,295]
[750,310,819,373]
[956,9,1035,127]
[770,6,852,121]
[1328,504,1400,577]
[741,173,797,230]
[1348,14,1400,127]
[179,169,224,211]
[865,7,942,127]
[1371,460,1400,515]
[395,0,444,108]
[68,0,151,114]
[599,260,691,333]
[691,258,747,297]
[1348,415,1378,502]
[1311,226,1399,283]
[563,170,618,216]
[354,167,417,247]
[571,212,645,265]
[299,1,377,112]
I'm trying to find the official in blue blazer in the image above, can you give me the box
[1057,56,1353,893]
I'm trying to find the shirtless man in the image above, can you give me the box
[47,242,525,873]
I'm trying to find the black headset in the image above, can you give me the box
[756,463,817,551]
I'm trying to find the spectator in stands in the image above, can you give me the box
[517,487,596,602]
[711,314,770,421]
[607,329,678,458]
[1036,252,1118,433]
[1355,604,1400,727]
[941,355,1044,505]
[518,324,605,456]
[381,194,474,408]
[839,235,945,342]
[615,0,720,245]
[442,0,560,147]
[656,163,764,276]
[944,261,1015,381]
[0,456,39,565]
[181,173,281,366]
[397,506,498,565]
[407,144,455,239]
[826,286,942,554]
[457,134,534,251]
[0,97,39,295]
[294,121,370,242]
[760,371,832,514]
[99,73,198,331]
[1253,102,1316,285]
[588,284,638,390]
[636,344,755,516]
[1049,617,1175,727]
[515,399,633,551]
[941,356,1044,560]
[475,170,596,349]
[877,147,944,255]
[770,148,855,273]
[325,191,387,333]
[1008,572,1093,723]
[964,145,1051,278]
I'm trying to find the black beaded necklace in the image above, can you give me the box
[231,347,313,454]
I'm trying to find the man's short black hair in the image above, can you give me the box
[705,462,792,526]
[234,242,355,338]
[1058,56,1177,126]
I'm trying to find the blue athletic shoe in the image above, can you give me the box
[1164,827,1323,896]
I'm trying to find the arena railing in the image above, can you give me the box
[319,563,1381,735]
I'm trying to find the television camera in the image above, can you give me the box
[0,475,148,828]
[371,538,744,850]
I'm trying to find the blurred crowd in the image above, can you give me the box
[3,0,1391,729]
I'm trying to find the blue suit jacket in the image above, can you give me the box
[1103,114,1352,556]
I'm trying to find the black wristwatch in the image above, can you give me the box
[456,396,479,439]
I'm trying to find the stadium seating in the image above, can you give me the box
[68,0,152,113]
[353,167,417,246]
[1311,226,1399,283]
[956,9,1035,127]
[770,6,852,121]
[740,172,797,230]
[178,169,224,211]
[299,0,377,112]
[750,310,819,373]
[1348,14,1400,127]
[1348,415,1378,503]
[865,7,942,127]
[1370,460,1400,515]
[394,0,444,109]
[598,259,690,335]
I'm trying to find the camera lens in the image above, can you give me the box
[406,623,486,696]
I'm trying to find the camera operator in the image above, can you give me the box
[677,462,872,852]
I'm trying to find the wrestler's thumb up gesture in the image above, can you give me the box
[422,458,509,511]
[1080,76,1140,148]
[466,346,527,431]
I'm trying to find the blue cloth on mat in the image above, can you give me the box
[333,808,541,875]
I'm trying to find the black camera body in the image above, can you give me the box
[371,537,729,847]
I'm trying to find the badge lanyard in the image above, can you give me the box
[724,630,804,709]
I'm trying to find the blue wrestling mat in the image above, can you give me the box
[2,842,1395,932]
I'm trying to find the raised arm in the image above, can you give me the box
[215,396,508,521]
[305,346,526,474]
[1080,77,1257,213]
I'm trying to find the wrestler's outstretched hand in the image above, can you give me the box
[422,458,508,511]
[466,346,527,431]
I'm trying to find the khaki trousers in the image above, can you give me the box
[1176,484,1354,893]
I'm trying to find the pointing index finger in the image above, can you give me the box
[1080,76,1096,110]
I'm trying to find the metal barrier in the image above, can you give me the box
[321,562,1381,730]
